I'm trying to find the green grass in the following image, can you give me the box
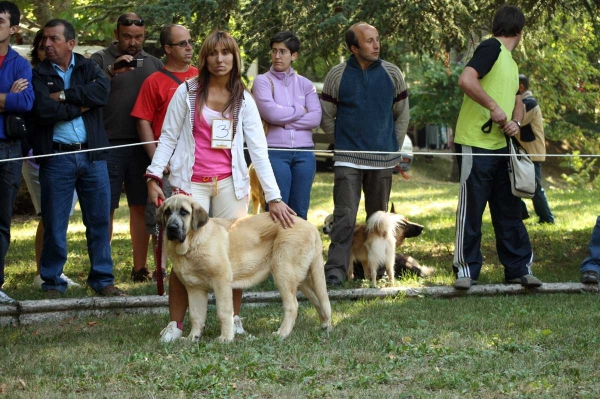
[4,153,591,297]
[2,294,600,397]
[2,154,600,397]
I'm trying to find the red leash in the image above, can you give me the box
[154,198,165,296]
[396,165,410,180]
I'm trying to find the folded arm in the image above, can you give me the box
[253,75,305,125]
[32,70,85,126]
[284,86,322,130]
[63,63,110,108]
[0,63,34,113]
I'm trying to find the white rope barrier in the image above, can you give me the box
[0,139,596,163]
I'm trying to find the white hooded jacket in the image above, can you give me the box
[146,76,281,201]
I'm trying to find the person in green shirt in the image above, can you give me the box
[452,5,542,290]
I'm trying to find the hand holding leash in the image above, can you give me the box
[268,201,296,228]
[501,120,520,137]
[147,179,166,207]
[489,104,507,127]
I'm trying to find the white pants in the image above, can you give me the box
[190,176,248,218]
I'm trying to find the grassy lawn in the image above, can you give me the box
[1,153,599,397]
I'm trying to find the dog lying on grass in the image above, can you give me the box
[351,253,436,280]
[157,195,332,342]
[323,211,432,285]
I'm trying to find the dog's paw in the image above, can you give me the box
[186,333,202,343]
[217,335,234,343]
[273,330,290,339]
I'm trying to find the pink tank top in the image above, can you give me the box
[191,106,233,183]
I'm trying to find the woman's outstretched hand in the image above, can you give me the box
[268,201,297,228]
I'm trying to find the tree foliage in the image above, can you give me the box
[18,0,600,139]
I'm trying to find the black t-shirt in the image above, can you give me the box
[466,38,501,79]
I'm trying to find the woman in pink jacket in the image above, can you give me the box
[252,31,322,219]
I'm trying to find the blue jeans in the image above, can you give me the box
[266,148,316,220]
[581,216,600,275]
[0,140,22,288]
[39,153,115,293]
[520,162,554,223]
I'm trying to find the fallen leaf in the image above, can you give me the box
[87,321,99,327]
[0,383,8,393]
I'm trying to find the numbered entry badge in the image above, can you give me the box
[211,119,233,149]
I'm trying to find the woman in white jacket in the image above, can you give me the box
[146,30,296,342]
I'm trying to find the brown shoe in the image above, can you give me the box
[97,285,126,297]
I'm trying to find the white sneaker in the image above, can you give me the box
[33,274,43,288]
[160,321,183,343]
[0,289,15,304]
[33,274,81,288]
[233,315,246,335]
[60,274,81,287]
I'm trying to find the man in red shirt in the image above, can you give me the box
[132,24,197,159]
[131,24,197,287]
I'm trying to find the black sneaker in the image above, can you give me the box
[131,267,153,283]
[581,270,599,284]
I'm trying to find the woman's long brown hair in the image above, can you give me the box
[196,30,246,117]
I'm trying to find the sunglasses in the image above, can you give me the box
[168,39,195,48]
[118,19,145,27]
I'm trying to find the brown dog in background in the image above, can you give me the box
[248,164,266,215]
[323,211,432,286]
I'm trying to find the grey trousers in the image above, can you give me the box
[325,166,393,280]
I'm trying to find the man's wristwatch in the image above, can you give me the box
[512,119,521,128]
[268,198,282,204]
[105,65,116,78]
[58,91,66,102]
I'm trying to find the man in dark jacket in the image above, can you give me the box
[32,19,123,297]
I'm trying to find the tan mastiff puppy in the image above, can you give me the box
[157,195,332,342]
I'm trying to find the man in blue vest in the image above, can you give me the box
[320,22,409,286]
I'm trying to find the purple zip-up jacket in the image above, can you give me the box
[252,66,321,148]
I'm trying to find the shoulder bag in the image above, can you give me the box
[4,114,27,140]
[506,135,536,198]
